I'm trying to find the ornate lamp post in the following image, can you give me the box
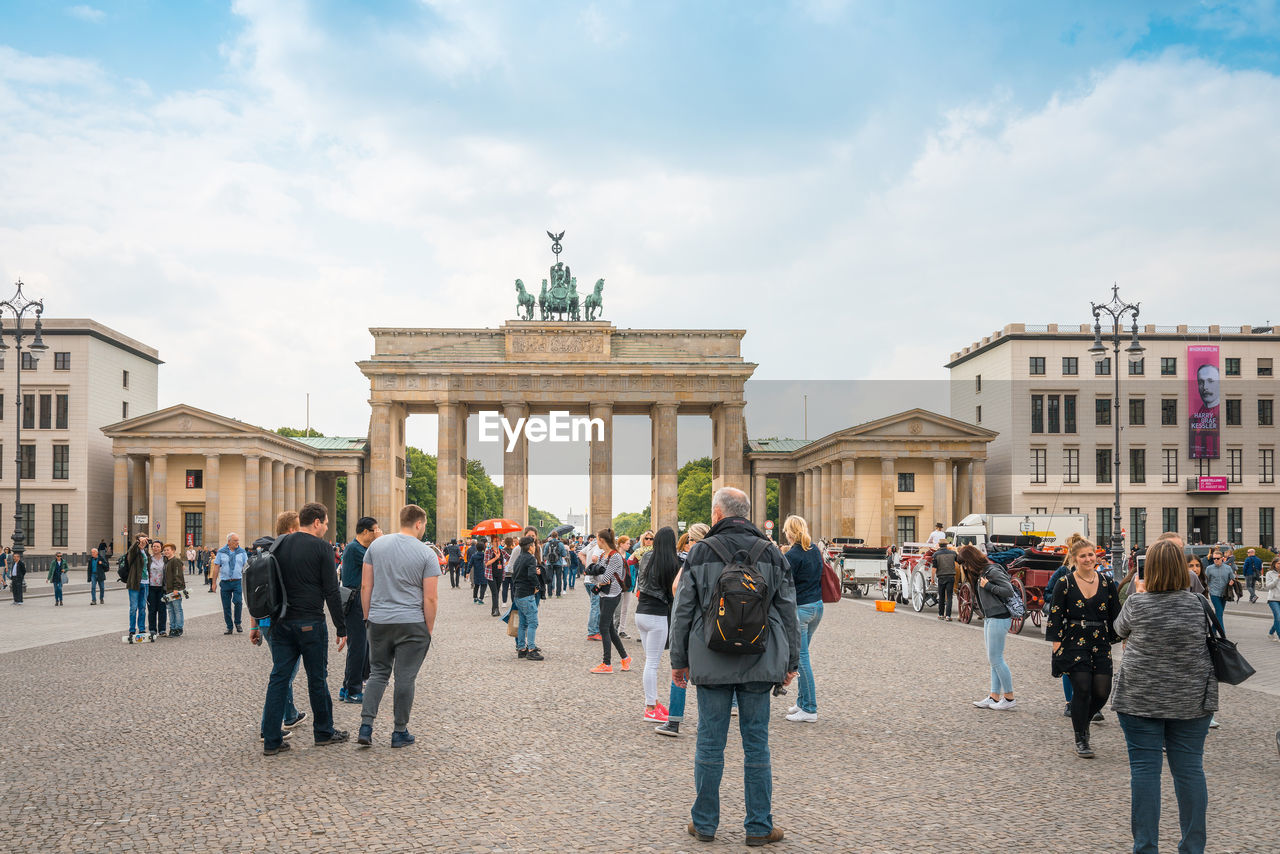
[1088,285,1143,573]
[0,280,48,560]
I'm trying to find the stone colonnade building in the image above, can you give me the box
[357,321,756,539]
[102,405,367,552]
[747,409,996,545]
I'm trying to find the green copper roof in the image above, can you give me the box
[292,436,368,451]
[747,438,812,453]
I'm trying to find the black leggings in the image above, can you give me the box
[472,576,486,601]
[1068,670,1112,736]
[597,595,628,665]
[488,580,501,612]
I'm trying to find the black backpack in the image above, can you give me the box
[116,554,129,584]
[244,540,288,621]
[700,538,772,656]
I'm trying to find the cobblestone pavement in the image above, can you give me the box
[1,585,1276,853]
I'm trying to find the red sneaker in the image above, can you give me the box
[644,706,669,722]
[619,656,632,672]
[589,663,614,674]
[587,634,602,641]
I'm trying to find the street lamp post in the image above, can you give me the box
[0,280,48,562]
[1088,284,1143,574]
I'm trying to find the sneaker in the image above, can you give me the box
[391,730,416,748]
[787,705,800,715]
[1074,737,1095,759]
[688,822,715,843]
[236,625,243,633]
[992,698,1017,711]
[315,730,350,746]
[283,712,308,730]
[1209,716,1220,729]
[338,688,348,701]
[972,696,998,709]
[258,731,293,743]
[590,663,614,674]
[525,650,544,661]
[357,724,373,747]
[517,648,528,658]
[619,656,632,672]
[785,710,818,723]
[1063,703,1071,718]
[745,827,784,846]
[644,706,669,722]
[655,702,669,716]
[342,692,363,704]
[655,721,681,737]
[223,629,233,635]
[587,634,602,641]
[619,631,629,639]
[1092,712,1105,723]
[263,741,292,757]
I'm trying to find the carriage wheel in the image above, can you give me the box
[881,576,893,600]
[1030,607,1042,628]
[957,582,974,623]
[910,571,925,612]
[1009,578,1026,634]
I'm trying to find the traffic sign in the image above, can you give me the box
[133,515,148,525]
[765,520,774,530]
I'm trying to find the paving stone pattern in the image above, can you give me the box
[1,585,1277,853]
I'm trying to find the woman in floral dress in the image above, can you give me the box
[1048,537,1120,758]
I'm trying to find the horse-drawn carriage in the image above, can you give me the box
[832,542,884,598]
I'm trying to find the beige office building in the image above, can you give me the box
[0,319,160,556]
[948,322,1278,548]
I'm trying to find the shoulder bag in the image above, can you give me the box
[1198,597,1255,685]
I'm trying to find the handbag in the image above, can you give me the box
[504,607,520,638]
[820,559,842,604]
[1199,599,1255,685]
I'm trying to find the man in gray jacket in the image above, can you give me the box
[670,487,799,848]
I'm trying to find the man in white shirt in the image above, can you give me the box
[579,537,603,641]
[925,523,947,548]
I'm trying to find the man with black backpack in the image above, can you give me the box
[670,487,799,848]
[542,533,567,598]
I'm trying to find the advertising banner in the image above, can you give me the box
[1196,476,1229,492]
[1187,344,1220,459]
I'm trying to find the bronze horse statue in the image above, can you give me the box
[515,279,535,320]
[583,278,604,320]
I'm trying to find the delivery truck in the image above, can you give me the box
[946,513,1090,554]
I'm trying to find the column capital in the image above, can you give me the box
[245,453,261,461]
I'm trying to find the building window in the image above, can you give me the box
[53,352,71,371]
[975,405,982,424]
[1096,398,1111,426]
[55,394,68,430]
[1260,358,1274,377]
[1064,507,1080,515]
[1064,395,1077,433]
[38,393,52,429]
[185,469,204,489]
[1161,398,1177,426]
[122,369,130,389]
[1029,357,1045,375]
[1064,449,1079,484]
[1131,508,1147,548]
[51,504,68,549]
[1095,357,1111,376]
[1062,357,1078,376]
[1096,449,1112,484]
[1228,448,1243,483]
[1162,507,1178,534]
[1262,449,1275,484]
[1163,448,1178,483]
[1227,507,1243,544]
[1225,398,1242,426]
[1261,508,1275,550]
[1128,398,1145,426]
[896,515,916,544]
[19,504,34,547]
[1187,507,1219,544]
[975,375,981,393]
[20,352,35,371]
[1128,358,1145,376]
[52,445,69,480]
[1047,395,1061,434]
[1130,448,1146,483]
[122,401,129,419]
[1196,458,1212,477]
[22,394,34,430]
[1160,357,1177,376]
[1031,449,1047,483]
[184,512,204,548]
[897,473,915,492]
[1260,399,1274,426]
[0,393,3,420]
[1031,395,1044,434]
[19,445,35,480]
[1096,509,1113,544]
[1225,357,1241,376]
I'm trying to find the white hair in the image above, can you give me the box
[712,487,751,520]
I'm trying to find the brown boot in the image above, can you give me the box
[746,827,784,846]
[687,822,714,842]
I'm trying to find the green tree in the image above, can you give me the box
[766,478,779,530]
[612,507,652,539]
[465,460,504,527]
[677,457,713,526]
[274,426,324,438]
[405,447,437,540]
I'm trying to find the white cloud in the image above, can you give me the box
[66,5,106,23]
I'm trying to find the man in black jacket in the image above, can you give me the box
[260,502,349,755]
[444,540,463,589]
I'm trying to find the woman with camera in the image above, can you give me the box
[589,529,631,674]
[509,535,543,661]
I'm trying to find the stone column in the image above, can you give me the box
[282,464,295,511]
[589,402,613,534]
[369,401,395,531]
[778,475,794,524]
[970,458,987,515]
[455,405,468,530]
[839,458,857,537]
[272,460,285,519]
[502,402,528,527]
[346,471,361,542]
[933,458,949,529]
[437,402,463,540]
[203,454,220,545]
[244,454,261,541]
[820,462,834,540]
[651,402,678,531]
[305,468,316,505]
[880,456,896,547]
[809,467,821,538]
[295,466,306,510]
[113,453,129,555]
[712,402,747,493]
[751,468,767,530]
[259,458,272,534]
[956,461,972,519]
[150,453,167,540]
[795,470,806,520]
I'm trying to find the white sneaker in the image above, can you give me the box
[1209,716,1219,729]
[785,710,818,723]
[787,705,800,715]
[992,698,1017,711]
[972,696,997,709]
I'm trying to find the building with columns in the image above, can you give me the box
[747,409,996,545]
[102,405,367,553]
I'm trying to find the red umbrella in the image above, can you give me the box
[469,518,524,537]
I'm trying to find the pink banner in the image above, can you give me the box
[1188,345,1220,459]
[1197,476,1229,492]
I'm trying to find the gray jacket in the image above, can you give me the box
[975,564,1015,619]
[669,517,801,686]
[1112,590,1217,719]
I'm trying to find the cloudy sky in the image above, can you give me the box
[2,1,1278,518]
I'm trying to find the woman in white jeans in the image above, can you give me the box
[633,527,681,722]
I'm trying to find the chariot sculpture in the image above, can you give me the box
[512,231,603,321]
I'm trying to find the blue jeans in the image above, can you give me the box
[1267,600,1280,636]
[220,578,243,631]
[166,597,184,631]
[262,619,335,749]
[567,565,578,588]
[53,580,63,604]
[667,682,687,722]
[90,573,105,603]
[1062,674,1073,701]
[1209,595,1225,628]
[259,624,300,736]
[552,566,565,596]
[129,585,148,633]
[514,595,540,649]
[587,589,600,635]
[795,601,823,713]
[692,684,773,838]
[1118,713,1212,854]
[984,617,1013,694]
